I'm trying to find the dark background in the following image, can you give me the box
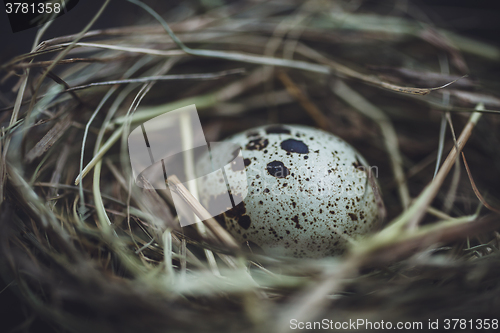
[1,0,499,331]
[1,0,499,64]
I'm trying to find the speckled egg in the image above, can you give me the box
[196,124,381,258]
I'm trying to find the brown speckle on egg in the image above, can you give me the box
[266,161,290,178]
[280,138,309,154]
[245,137,268,151]
[238,215,251,229]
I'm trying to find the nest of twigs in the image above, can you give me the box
[1,1,500,332]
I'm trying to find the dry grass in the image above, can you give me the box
[1,1,500,332]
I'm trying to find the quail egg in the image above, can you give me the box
[196,124,381,258]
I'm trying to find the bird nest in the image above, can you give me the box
[1,1,500,332]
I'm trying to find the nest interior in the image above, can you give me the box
[1,1,500,332]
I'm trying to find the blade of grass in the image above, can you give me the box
[81,56,172,215]
[434,114,447,178]
[162,230,175,281]
[131,0,467,96]
[24,0,111,125]
[25,113,72,163]
[398,104,484,230]
[75,66,270,185]
[179,109,221,275]
[128,0,330,74]
[277,71,332,130]
[167,175,240,252]
[0,19,54,204]
[332,79,411,210]
[64,68,245,93]
[442,111,461,214]
[296,42,466,95]
[462,152,500,214]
